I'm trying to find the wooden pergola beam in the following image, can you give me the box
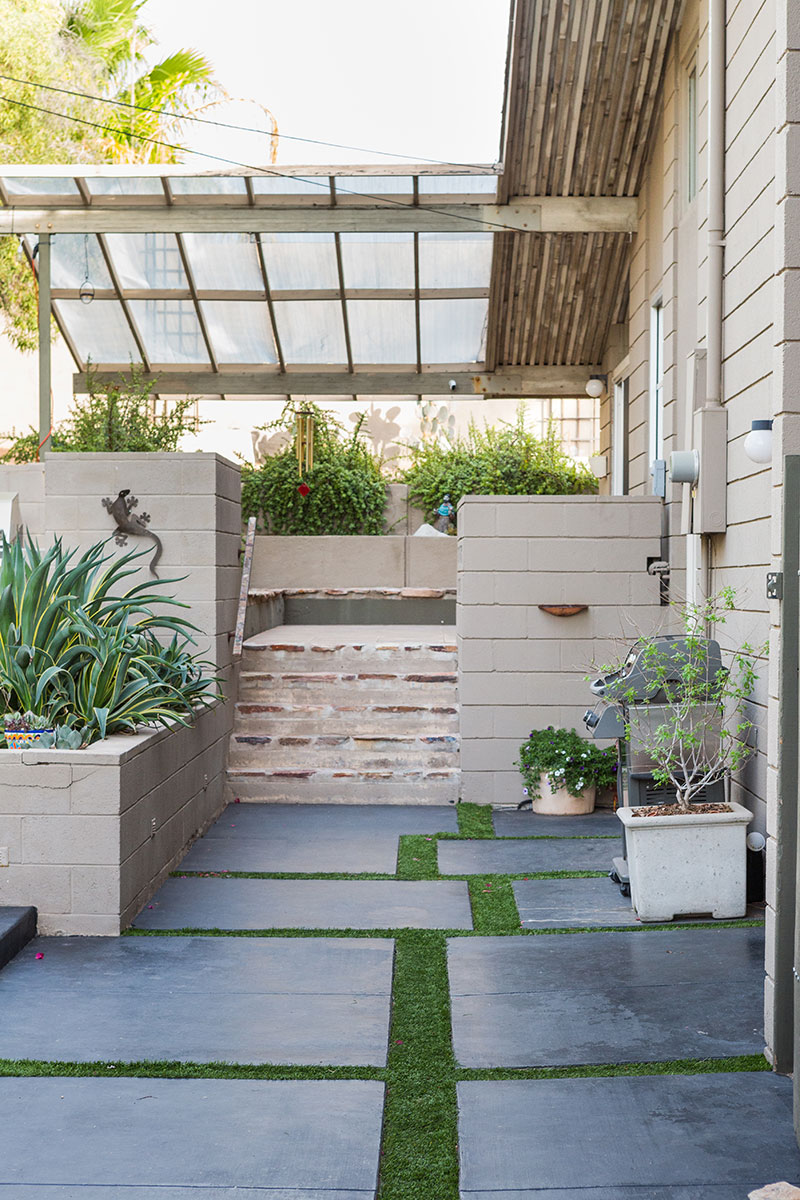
[73,367,601,398]
[2,197,637,235]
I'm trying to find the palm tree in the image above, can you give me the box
[63,0,220,162]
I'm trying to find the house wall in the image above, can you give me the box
[600,0,783,1060]
[457,495,663,806]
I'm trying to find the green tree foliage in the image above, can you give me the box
[0,0,220,347]
[401,407,598,522]
[2,366,200,459]
[241,403,388,535]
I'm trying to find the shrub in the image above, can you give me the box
[401,407,597,523]
[516,726,618,800]
[241,402,387,535]
[2,365,199,461]
[0,533,219,746]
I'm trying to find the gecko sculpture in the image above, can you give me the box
[101,489,163,577]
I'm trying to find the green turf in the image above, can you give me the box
[456,801,495,838]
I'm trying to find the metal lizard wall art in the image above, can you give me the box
[101,489,163,577]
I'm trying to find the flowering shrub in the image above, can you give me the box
[515,726,617,800]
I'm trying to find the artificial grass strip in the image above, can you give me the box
[396,834,440,879]
[456,801,495,839]
[0,1058,384,1081]
[456,1054,771,1081]
[379,930,458,1200]
[468,876,521,935]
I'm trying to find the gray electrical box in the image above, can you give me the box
[693,406,727,533]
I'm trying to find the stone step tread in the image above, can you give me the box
[244,623,456,652]
[0,907,37,972]
[231,733,460,747]
[239,671,458,684]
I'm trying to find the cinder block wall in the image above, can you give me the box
[457,495,664,805]
[0,703,228,935]
[251,535,456,590]
[0,453,241,669]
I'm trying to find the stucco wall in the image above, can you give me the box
[251,535,457,590]
[457,495,663,806]
[0,702,228,935]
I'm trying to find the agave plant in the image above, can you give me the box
[0,533,219,745]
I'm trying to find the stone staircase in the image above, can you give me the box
[227,625,459,804]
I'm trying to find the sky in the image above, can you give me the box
[141,0,511,169]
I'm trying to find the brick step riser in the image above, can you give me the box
[238,679,458,706]
[240,648,457,675]
[226,772,460,806]
[233,706,459,735]
[228,738,460,770]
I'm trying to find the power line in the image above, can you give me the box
[0,93,521,236]
[0,72,492,171]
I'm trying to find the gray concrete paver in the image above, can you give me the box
[0,1077,383,1193]
[439,836,614,874]
[0,936,393,1065]
[457,1074,800,1195]
[133,876,473,929]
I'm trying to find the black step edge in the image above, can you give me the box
[0,907,37,970]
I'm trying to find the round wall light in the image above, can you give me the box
[743,419,773,464]
[585,375,607,398]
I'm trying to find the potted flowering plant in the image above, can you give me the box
[515,726,617,815]
[3,710,53,749]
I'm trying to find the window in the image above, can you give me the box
[526,396,599,462]
[687,67,697,204]
[649,301,665,475]
[611,378,629,495]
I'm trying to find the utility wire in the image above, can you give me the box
[0,93,522,236]
[0,71,493,170]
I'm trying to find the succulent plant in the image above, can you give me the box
[38,726,87,751]
[3,710,48,731]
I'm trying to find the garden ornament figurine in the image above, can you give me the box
[433,494,455,533]
[102,489,163,576]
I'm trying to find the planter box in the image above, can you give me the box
[0,703,230,935]
[532,777,596,815]
[617,801,753,922]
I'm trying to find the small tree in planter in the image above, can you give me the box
[613,588,762,813]
[516,726,617,815]
[607,588,765,921]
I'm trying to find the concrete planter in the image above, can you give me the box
[532,776,596,815]
[0,703,230,935]
[617,801,753,922]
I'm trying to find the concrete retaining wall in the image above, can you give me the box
[251,535,457,590]
[457,495,665,805]
[0,453,241,668]
[0,702,229,934]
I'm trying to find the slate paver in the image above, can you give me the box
[457,1073,800,1196]
[438,837,614,874]
[513,876,648,927]
[181,802,458,874]
[513,877,765,928]
[0,936,393,1066]
[493,808,619,838]
[0,1077,383,1195]
[134,876,473,930]
[448,928,764,1066]
[0,905,36,970]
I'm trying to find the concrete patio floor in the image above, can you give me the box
[0,801,797,1198]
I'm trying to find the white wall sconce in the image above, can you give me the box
[743,419,773,464]
[585,374,607,398]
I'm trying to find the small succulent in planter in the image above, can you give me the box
[516,726,617,804]
[3,710,53,749]
[38,726,88,751]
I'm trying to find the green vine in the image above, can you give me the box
[401,407,598,523]
[241,402,387,535]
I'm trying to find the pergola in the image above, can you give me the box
[0,0,678,449]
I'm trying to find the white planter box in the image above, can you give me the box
[532,776,596,815]
[617,801,753,922]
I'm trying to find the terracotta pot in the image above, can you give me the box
[531,774,596,815]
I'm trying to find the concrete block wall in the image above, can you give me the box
[0,453,241,669]
[251,534,457,590]
[457,495,664,806]
[0,702,227,934]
